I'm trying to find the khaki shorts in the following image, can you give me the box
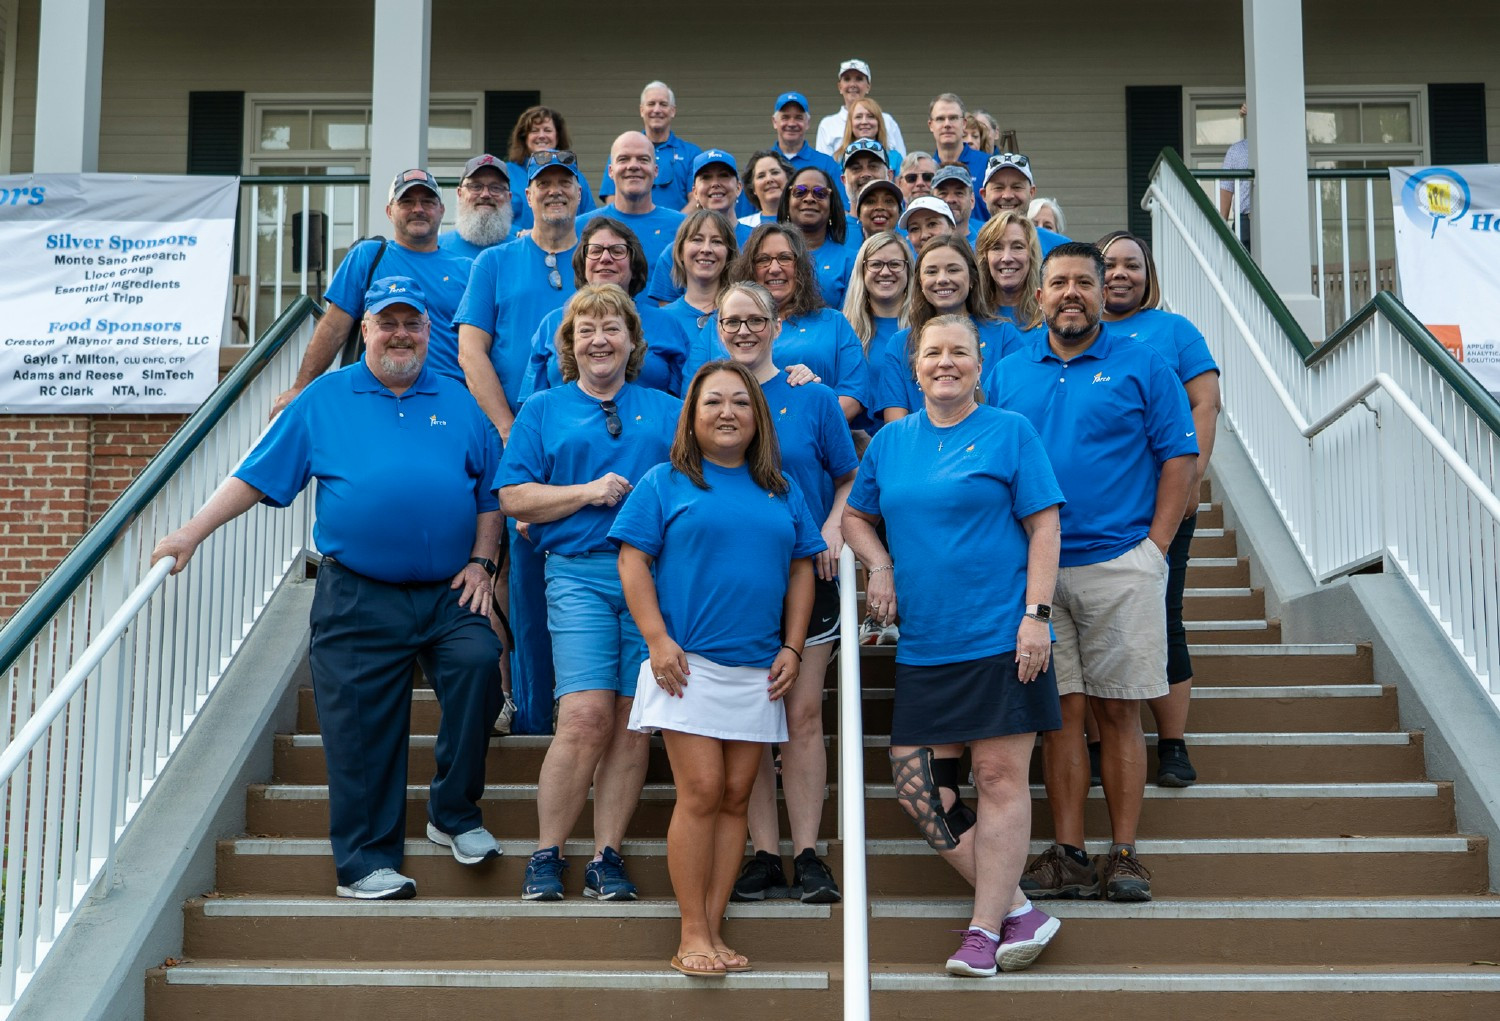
[1052,538,1170,701]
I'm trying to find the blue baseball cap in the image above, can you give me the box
[692,149,738,177]
[774,91,810,114]
[525,149,582,183]
[364,275,428,316]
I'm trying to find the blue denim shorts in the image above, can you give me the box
[543,551,646,698]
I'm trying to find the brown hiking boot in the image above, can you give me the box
[1019,844,1100,900]
[1097,845,1153,902]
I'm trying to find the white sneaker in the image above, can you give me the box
[494,696,518,736]
[858,617,882,645]
[336,867,416,900]
[877,623,901,645]
[426,822,502,865]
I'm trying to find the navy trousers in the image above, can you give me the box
[309,560,501,885]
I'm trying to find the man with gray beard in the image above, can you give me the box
[440,154,515,259]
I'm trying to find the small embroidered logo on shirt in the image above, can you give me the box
[965,444,975,452]
[779,407,788,415]
[1092,372,1112,384]
[429,414,448,426]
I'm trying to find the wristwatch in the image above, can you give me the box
[1025,603,1052,622]
[468,556,498,576]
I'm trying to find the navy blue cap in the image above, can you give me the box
[364,275,428,316]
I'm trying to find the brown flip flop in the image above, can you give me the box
[670,951,727,977]
[715,949,752,972]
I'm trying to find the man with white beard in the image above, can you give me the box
[440,154,515,259]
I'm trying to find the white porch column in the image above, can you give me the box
[1243,0,1324,338]
[366,0,430,231]
[32,0,105,172]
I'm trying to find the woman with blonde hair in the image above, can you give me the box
[975,211,1045,332]
[836,96,902,170]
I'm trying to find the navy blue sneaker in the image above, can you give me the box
[583,846,638,901]
[522,845,568,901]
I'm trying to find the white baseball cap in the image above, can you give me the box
[838,58,872,82]
[897,196,956,231]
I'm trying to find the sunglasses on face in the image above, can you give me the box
[903,172,935,184]
[791,184,831,200]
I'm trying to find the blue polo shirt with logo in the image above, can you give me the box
[994,323,1197,567]
[236,361,499,583]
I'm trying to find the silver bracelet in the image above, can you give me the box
[868,564,894,575]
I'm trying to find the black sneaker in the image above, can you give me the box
[730,850,785,901]
[793,848,841,904]
[1156,742,1198,788]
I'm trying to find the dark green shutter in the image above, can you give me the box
[484,90,542,158]
[1124,86,1183,244]
[1428,84,1487,165]
[186,91,244,175]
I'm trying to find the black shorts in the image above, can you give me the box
[891,652,1061,746]
[806,576,841,648]
[1165,513,1196,684]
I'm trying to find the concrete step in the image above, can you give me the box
[213,835,1491,900]
[179,895,1500,967]
[295,681,1399,739]
[244,779,1454,842]
[147,961,835,1020]
[867,965,1500,1019]
[1186,556,1251,587]
[272,729,1427,787]
[1189,529,1239,557]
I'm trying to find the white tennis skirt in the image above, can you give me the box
[627,653,788,743]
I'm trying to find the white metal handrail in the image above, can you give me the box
[1149,155,1500,704]
[0,305,321,1013]
[835,545,870,1019]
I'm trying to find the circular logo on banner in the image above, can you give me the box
[1400,168,1471,238]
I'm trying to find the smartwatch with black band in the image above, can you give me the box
[468,556,498,577]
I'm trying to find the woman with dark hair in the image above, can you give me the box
[658,210,738,370]
[843,313,1065,977]
[708,282,858,906]
[522,217,687,396]
[741,150,795,228]
[612,360,824,976]
[776,165,858,308]
[870,235,1021,423]
[975,211,1045,333]
[1096,229,1222,788]
[498,282,681,905]
[505,105,596,230]
[724,223,868,422]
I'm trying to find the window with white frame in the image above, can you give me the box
[1185,87,1428,172]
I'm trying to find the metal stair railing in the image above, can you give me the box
[1148,147,1500,706]
[0,296,321,1013]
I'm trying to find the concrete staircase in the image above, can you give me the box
[145,483,1500,1019]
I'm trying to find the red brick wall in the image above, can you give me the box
[0,414,187,624]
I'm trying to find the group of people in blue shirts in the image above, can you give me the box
[157,63,1222,981]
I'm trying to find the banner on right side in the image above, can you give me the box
[1389,164,1500,394]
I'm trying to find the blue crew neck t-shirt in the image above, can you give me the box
[644,220,755,305]
[810,235,859,309]
[869,317,1021,416]
[236,361,498,583]
[324,240,472,381]
[994,324,1198,567]
[520,298,689,399]
[760,373,859,525]
[597,132,704,210]
[578,205,687,269]
[454,235,578,411]
[774,308,869,413]
[437,229,514,262]
[847,405,1064,665]
[1107,307,1219,385]
[609,462,826,667]
[496,381,680,555]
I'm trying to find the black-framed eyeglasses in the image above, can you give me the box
[902,172,935,184]
[544,251,562,290]
[526,149,578,172]
[599,399,622,438]
[987,152,1031,170]
[461,182,510,196]
[719,315,772,334]
[791,184,831,200]
[584,243,629,260]
[866,259,908,275]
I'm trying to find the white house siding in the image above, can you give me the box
[1,0,1495,246]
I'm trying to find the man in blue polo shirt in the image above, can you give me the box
[645,149,753,305]
[153,276,503,901]
[271,168,472,417]
[932,165,984,247]
[981,152,1071,255]
[439,154,515,260]
[996,242,1197,905]
[736,92,843,219]
[598,81,703,212]
[580,132,685,267]
[928,94,992,219]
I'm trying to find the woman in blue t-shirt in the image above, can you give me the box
[775,166,858,309]
[843,314,1066,978]
[1097,230,1223,789]
[710,282,859,905]
[740,150,794,229]
[611,360,824,977]
[521,217,688,398]
[976,211,1045,334]
[728,223,868,422]
[871,234,1021,423]
[497,283,681,905]
[662,210,739,381]
[504,106,596,231]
